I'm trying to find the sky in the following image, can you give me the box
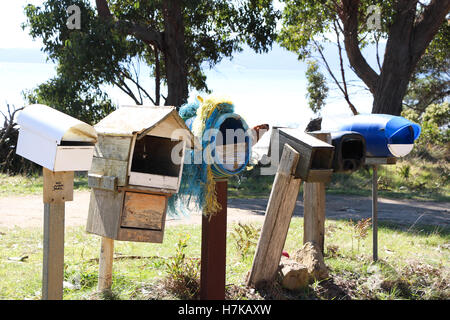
[0,1,380,130]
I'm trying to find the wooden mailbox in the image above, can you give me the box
[86,105,195,243]
[269,128,334,183]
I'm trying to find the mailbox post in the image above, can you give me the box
[335,114,421,262]
[16,104,97,300]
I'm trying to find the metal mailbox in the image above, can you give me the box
[86,105,195,243]
[16,104,97,171]
[335,114,421,158]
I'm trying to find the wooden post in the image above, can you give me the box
[247,144,301,287]
[303,182,326,254]
[200,179,228,300]
[42,168,74,300]
[98,237,115,292]
[372,165,378,262]
[302,132,330,255]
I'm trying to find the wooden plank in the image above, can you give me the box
[303,182,326,253]
[43,168,74,203]
[274,128,334,181]
[247,144,302,287]
[308,131,332,144]
[94,135,132,161]
[117,227,164,243]
[118,185,174,196]
[98,237,114,292]
[42,202,65,300]
[121,192,167,230]
[88,174,117,191]
[306,169,333,183]
[90,157,128,186]
[86,188,124,239]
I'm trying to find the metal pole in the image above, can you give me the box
[372,165,378,262]
[200,179,227,300]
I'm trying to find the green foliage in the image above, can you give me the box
[404,21,449,113]
[305,60,328,114]
[163,235,200,299]
[403,102,449,153]
[23,0,280,105]
[231,223,261,259]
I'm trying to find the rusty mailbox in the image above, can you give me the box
[86,106,195,243]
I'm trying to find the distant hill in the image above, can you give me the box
[0,48,49,64]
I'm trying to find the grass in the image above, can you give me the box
[229,157,450,202]
[0,218,448,300]
[0,173,89,197]
[1,157,448,202]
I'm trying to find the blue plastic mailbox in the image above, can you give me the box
[335,114,421,158]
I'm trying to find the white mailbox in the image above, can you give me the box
[16,104,98,171]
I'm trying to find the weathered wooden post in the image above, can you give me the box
[200,179,228,300]
[303,132,332,254]
[247,129,334,287]
[16,104,97,300]
[247,144,301,286]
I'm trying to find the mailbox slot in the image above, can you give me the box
[128,135,185,191]
[213,116,250,173]
[330,131,366,173]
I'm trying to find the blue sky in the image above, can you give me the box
[0,1,380,129]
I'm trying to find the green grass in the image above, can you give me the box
[229,157,450,202]
[0,218,448,300]
[0,173,89,197]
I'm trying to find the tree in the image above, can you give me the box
[403,21,450,114]
[278,0,450,116]
[24,77,116,125]
[24,0,280,109]
[305,60,329,114]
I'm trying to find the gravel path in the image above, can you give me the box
[0,191,448,229]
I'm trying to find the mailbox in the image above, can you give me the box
[16,104,97,171]
[269,128,335,182]
[335,114,421,158]
[86,105,195,243]
[185,113,252,178]
[329,131,366,173]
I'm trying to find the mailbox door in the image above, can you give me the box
[121,192,167,230]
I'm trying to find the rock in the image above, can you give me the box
[293,242,329,281]
[278,256,310,290]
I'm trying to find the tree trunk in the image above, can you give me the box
[371,1,418,116]
[162,0,188,109]
[372,67,412,116]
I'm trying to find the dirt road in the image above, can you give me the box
[0,191,448,229]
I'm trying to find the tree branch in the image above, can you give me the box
[338,0,379,94]
[411,0,450,67]
[95,0,163,49]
